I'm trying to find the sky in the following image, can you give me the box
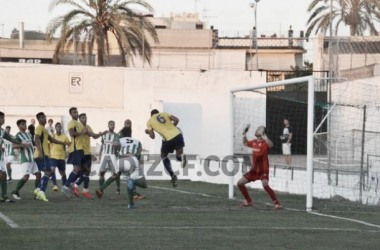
[0,0,316,37]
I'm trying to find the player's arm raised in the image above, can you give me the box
[169,115,179,126]
[261,134,274,148]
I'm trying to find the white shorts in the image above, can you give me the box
[5,155,14,164]
[282,143,292,155]
[99,155,117,173]
[118,156,143,179]
[0,161,6,172]
[21,162,39,176]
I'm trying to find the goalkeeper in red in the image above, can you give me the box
[238,125,282,209]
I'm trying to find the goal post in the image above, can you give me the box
[229,76,315,211]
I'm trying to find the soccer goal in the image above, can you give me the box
[230,76,380,211]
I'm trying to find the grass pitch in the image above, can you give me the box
[0,180,379,250]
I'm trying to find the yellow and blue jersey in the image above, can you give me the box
[147,113,180,141]
[50,133,70,160]
[68,120,85,153]
[82,125,93,155]
[33,124,50,158]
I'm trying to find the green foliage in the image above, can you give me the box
[284,61,314,91]
[306,0,380,37]
[47,0,159,66]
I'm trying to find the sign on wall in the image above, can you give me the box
[69,72,83,94]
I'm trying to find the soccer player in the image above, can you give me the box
[73,113,104,198]
[238,125,282,209]
[0,112,31,202]
[118,126,147,209]
[34,112,68,202]
[4,126,15,183]
[49,122,70,191]
[11,119,41,200]
[62,107,87,198]
[119,119,145,200]
[96,120,121,197]
[145,109,186,187]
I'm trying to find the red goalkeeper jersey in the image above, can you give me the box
[246,139,270,175]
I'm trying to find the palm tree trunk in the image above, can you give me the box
[350,24,355,36]
[96,34,104,66]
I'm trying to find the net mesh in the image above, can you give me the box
[233,78,380,207]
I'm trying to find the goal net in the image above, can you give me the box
[230,76,380,211]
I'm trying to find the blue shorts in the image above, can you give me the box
[85,155,92,169]
[50,158,66,172]
[161,134,185,154]
[68,150,85,166]
[35,156,52,172]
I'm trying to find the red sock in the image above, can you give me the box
[264,185,279,204]
[238,184,252,203]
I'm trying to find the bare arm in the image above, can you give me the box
[145,129,155,139]
[262,135,274,148]
[85,130,106,139]
[48,135,68,146]
[68,128,84,137]
[169,115,179,126]
[242,134,248,146]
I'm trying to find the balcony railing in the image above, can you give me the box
[216,37,306,49]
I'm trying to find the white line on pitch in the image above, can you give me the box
[20,225,380,233]
[0,212,19,228]
[308,211,380,229]
[150,186,221,198]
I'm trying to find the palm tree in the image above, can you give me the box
[306,0,380,37]
[47,0,159,66]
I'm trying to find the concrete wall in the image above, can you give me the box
[2,62,379,205]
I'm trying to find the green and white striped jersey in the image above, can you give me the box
[101,132,120,156]
[4,135,15,157]
[118,137,142,159]
[15,132,34,163]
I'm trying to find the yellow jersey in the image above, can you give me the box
[147,113,180,141]
[33,124,50,158]
[50,133,70,160]
[82,125,93,155]
[68,120,85,153]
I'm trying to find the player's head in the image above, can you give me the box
[151,109,159,117]
[17,119,27,131]
[124,119,131,128]
[0,112,4,126]
[69,107,78,120]
[5,126,11,133]
[36,112,46,125]
[120,126,132,138]
[30,119,35,125]
[284,118,289,126]
[255,125,267,138]
[79,113,87,125]
[55,122,62,133]
[108,120,115,131]
[48,119,53,125]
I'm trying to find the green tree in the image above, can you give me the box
[47,0,159,66]
[306,0,380,37]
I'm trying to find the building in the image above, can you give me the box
[0,16,306,74]
[313,34,380,77]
